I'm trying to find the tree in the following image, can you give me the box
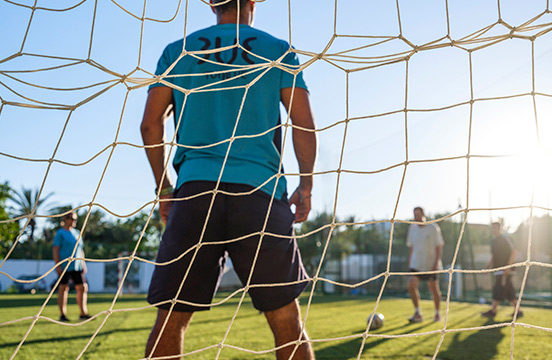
[296,211,335,275]
[0,182,20,258]
[9,186,54,242]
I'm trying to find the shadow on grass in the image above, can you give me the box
[437,318,504,360]
[0,294,149,309]
[314,319,436,359]
[1,324,152,348]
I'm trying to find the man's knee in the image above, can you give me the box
[264,300,304,336]
[153,308,194,333]
[428,279,440,290]
[265,300,300,320]
[408,277,419,290]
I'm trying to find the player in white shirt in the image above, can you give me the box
[406,207,444,323]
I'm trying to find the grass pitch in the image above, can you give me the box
[1,292,551,359]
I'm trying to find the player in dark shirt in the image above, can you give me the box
[481,222,523,319]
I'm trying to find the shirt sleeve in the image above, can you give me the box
[149,44,175,90]
[53,231,62,247]
[406,225,412,247]
[280,42,308,91]
[434,225,445,246]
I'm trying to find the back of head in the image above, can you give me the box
[491,221,502,236]
[212,0,248,14]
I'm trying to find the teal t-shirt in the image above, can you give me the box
[150,24,308,199]
[53,228,84,272]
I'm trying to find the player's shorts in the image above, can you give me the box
[410,268,437,281]
[147,181,309,313]
[59,271,85,285]
[492,274,516,302]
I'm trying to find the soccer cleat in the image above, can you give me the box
[434,313,441,322]
[79,314,92,321]
[59,315,70,322]
[511,310,524,318]
[408,313,423,323]
[481,309,496,318]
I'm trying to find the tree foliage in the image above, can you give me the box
[0,182,20,258]
[9,186,54,242]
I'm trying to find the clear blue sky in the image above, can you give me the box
[1,0,551,232]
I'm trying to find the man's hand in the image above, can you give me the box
[280,87,316,224]
[159,193,172,224]
[289,186,311,223]
[141,86,174,221]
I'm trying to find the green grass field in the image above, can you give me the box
[1,292,551,359]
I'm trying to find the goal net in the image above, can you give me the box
[1,0,552,359]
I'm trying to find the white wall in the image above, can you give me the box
[0,259,241,293]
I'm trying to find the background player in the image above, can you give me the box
[481,221,523,318]
[52,212,91,322]
[406,207,444,323]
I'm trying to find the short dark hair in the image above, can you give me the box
[413,206,424,215]
[212,0,248,13]
[64,212,76,219]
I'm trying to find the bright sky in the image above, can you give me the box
[1,0,551,232]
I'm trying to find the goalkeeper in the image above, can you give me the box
[140,0,317,358]
[481,221,523,319]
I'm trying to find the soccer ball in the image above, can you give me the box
[367,312,384,330]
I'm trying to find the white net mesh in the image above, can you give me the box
[1,0,552,359]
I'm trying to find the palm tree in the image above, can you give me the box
[10,186,54,242]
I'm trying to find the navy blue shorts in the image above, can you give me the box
[410,268,437,282]
[147,181,308,312]
[493,274,516,302]
[59,271,85,285]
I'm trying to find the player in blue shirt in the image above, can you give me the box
[141,0,316,358]
[53,212,91,322]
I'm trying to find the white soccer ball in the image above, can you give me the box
[367,312,384,330]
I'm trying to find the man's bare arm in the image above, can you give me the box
[140,86,175,223]
[53,246,62,276]
[433,244,443,271]
[280,87,317,223]
[505,248,518,275]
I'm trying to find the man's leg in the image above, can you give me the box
[58,284,69,318]
[408,276,420,308]
[75,283,89,316]
[264,299,314,360]
[407,276,423,322]
[145,308,194,359]
[428,279,441,321]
